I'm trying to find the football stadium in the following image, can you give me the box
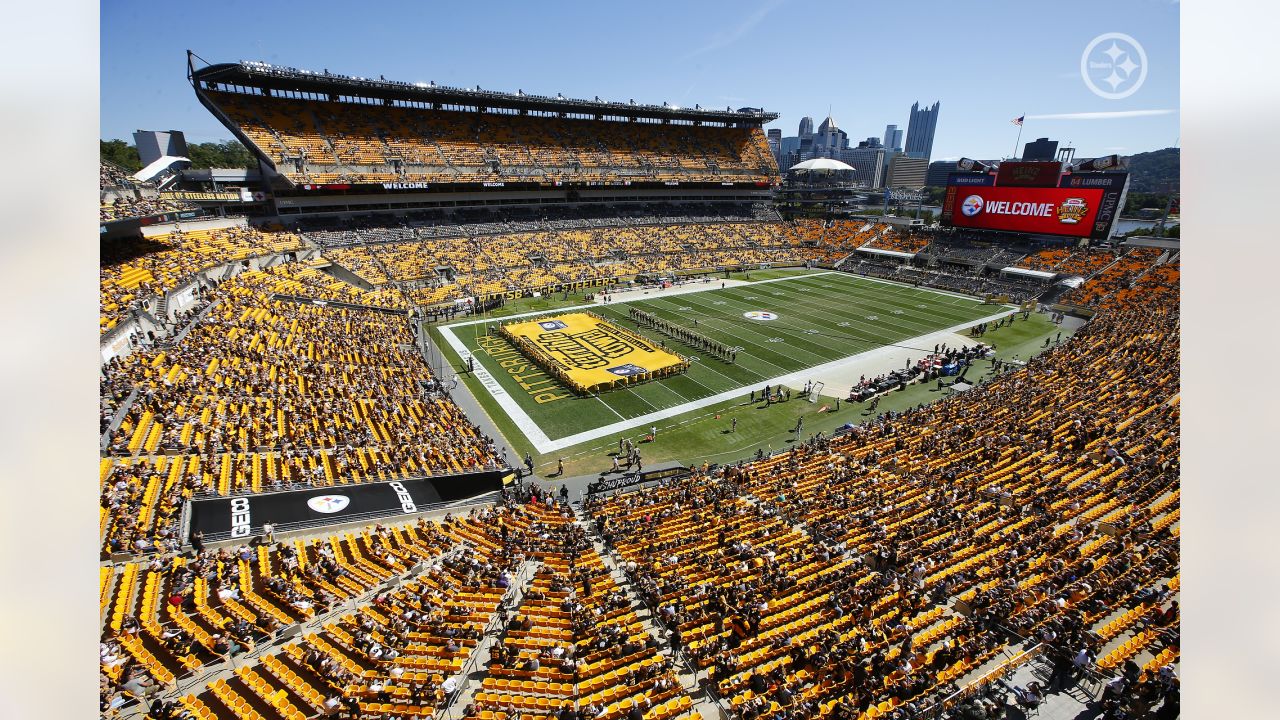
[96,29,1180,720]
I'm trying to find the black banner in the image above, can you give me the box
[586,462,687,495]
[189,470,505,541]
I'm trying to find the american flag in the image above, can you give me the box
[1011,115,1025,126]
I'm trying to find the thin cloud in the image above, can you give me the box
[1027,109,1178,120]
[681,0,786,61]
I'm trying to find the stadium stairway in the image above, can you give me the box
[101,386,140,453]
[582,522,723,720]
[319,261,378,291]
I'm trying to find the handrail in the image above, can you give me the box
[919,643,1044,719]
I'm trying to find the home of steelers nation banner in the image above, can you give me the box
[499,312,688,394]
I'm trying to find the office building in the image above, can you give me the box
[845,142,886,188]
[798,116,814,137]
[886,155,929,188]
[904,101,941,161]
[925,160,954,187]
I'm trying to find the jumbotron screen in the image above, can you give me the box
[941,171,1128,239]
[945,186,1102,237]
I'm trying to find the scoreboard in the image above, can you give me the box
[941,162,1128,239]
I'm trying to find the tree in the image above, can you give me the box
[100,138,257,171]
[184,140,256,169]
[100,139,142,172]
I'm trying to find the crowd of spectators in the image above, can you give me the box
[1014,247,1118,277]
[98,265,503,556]
[864,228,933,255]
[208,90,778,186]
[100,225,305,334]
[102,195,200,223]
[1060,248,1166,309]
[98,207,1177,719]
[319,221,803,308]
[101,162,200,222]
[102,484,703,720]
[583,270,1178,719]
[839,260,1050,304]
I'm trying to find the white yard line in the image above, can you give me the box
[596,395,629,422]
[448,306,1018,454]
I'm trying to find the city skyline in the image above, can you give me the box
[102,0,1179,161]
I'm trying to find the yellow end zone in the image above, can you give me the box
[499,312,689,394]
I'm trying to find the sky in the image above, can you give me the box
[101,0,1179,161]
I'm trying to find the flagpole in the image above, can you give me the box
[1012,114,1025,160]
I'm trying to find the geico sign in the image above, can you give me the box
[389,482,418,514]
[977,199,1055,217]
[230,497,252,538]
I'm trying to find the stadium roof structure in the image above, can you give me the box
[188,53,779,127]
[788,158,855,172]
[1001,266,1057,280]
[134,154,190,183]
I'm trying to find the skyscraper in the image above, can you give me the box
[811,114,848,157]
[883,124,903,152]
[904,101,940,161]
[798,116,814,137]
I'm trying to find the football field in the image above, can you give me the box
[438,270,1010,453]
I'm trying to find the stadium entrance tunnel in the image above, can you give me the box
[187,469,507,542]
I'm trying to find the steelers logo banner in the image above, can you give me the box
[500,312,688,394]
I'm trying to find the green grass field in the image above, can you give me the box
[440,270,1005,444]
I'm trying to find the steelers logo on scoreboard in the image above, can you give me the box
[743,311,778,321]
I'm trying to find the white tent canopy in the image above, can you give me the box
[788,158,855,172]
